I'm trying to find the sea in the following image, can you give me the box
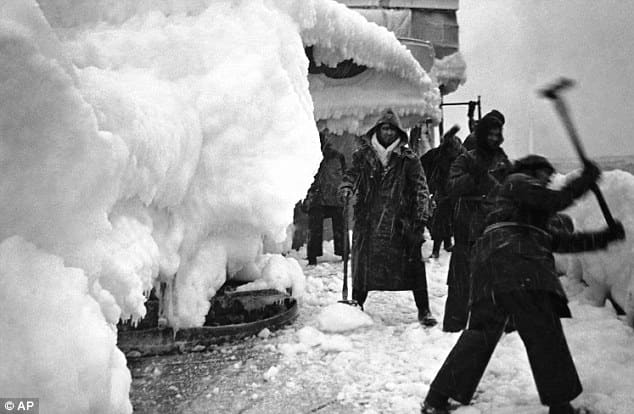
[551,155,634,175]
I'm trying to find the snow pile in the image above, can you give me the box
[0,5,132,411]
[564,170,634,326]
[0,237,131,414]
[315,302,374,332]
[564,298,634,413]
[234,254,306,299]
[297,326,354,352]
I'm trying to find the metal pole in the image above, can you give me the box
[439,94,444,143]
[477,95,482,119]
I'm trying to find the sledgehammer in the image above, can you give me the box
[539,77,617,228]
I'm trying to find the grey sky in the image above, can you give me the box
[443,0,634,159]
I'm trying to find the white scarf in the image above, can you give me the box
[371,134,400,167]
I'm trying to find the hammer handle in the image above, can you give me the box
[552,99,617,228]
[590,184,616,228]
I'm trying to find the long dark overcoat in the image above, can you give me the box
[340,139,431,293]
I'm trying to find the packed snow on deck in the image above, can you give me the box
[0,0,436,412]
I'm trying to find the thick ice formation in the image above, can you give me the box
[1,0,437,412]
[563,170,634,326]
[299,0,440,134]
[311,69,441,135]
[316,302,374,333]
[0,237,131,414]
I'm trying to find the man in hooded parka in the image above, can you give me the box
[421,155,626,414]
[442,110,512,332]
[338,109,437,326]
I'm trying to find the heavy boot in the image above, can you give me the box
[414,289,437,327]
[430,240,441,259]
[421,390,451,414]
[420,402,449,414]
[418,310,438,327]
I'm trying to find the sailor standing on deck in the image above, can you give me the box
[442,110,511,332]
[338,109,437,326]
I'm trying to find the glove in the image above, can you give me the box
[605,220,626,242]
[582,159,601,182]
[467,101,476,119]
[491,159,511,179]
[567,160,602,198]
[338,187,353,204]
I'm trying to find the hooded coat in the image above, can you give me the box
[442,110,511,331]
[340,110,431,294]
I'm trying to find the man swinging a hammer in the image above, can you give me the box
[421,154,626,414]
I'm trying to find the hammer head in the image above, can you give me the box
[539,77,576,99]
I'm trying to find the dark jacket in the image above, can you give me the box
[424,135,466,198]
[447,146,510,244]
[340,130,431,293]
[447,110,511,243]
[422,135,466,240]
[462,132,476,151]
[303,146,346,210]
[471,172,615,317]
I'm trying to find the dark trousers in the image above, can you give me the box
[429,290,582,406]
[307,205,344,259]
[353,288,431,313]
[431,238,452,255]
[442,242,472,332]
[429,197,454,243]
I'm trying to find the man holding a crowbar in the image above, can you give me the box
[421,80,626,414]
[338,109,437,326]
